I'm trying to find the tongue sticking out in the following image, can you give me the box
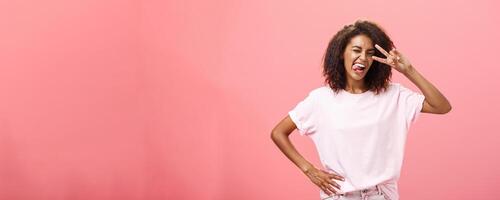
[352,63,365,73]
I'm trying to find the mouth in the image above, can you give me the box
[352,63,366,74]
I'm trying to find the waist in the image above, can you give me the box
[342,184,382,196]
[322,184,383,200]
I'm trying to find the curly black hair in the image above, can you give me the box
[323,20,395,95]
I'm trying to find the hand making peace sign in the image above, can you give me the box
[372,44,413,74]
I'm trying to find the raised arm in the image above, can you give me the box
[372,44,452,114]
[402,66,451,114]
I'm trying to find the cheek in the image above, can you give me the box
[343,61,350,72]
[343,55,351,68]
[342,54,348,64]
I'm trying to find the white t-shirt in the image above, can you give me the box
[288,82,425,200]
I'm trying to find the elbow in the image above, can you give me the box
[445,104,452,113]
[270,129,285,143]
[270,129,279,141]
[438,104,452,114]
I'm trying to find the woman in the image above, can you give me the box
[270,20,451,200]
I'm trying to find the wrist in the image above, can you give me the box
[403,65,417,77]
[300,163,314,173]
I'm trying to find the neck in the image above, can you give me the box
[345,78,367,94]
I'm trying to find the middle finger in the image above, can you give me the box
[323,182,337,195]
[328,173,345,181]
[375,44,390,57]
[327,179,341,190]
[389,48,397,57]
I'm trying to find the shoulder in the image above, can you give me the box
[388,82,401,90]
[386,82,423,100]
[374,82,403,97]
[295,86,332,104]
[389,82,418,93]
[308,85,333,97]
[384,82,404,94]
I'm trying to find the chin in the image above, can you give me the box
[349,72,365,80]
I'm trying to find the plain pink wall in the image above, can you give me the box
[0,0,147,199]
[1,0,500,199]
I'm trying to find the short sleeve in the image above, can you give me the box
[288,91,317,136]
[397,84,426,125]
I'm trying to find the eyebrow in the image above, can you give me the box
[352,45,375,51]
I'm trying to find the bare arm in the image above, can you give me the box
[271,115,344,196]
[270,116,313,172]
[403,67,452,114]
[373,44,452,114]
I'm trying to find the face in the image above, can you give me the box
[343,34,375,81]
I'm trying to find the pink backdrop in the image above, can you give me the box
[1,0,499,199]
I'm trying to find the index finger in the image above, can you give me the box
[328,173,345,181]
[375,44,390,57]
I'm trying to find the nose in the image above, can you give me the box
[359,52,368,61]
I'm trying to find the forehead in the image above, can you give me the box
[347,34,374,48]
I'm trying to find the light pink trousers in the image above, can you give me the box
[321,185,390,200]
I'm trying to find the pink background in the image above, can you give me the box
[1,0,499,199]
